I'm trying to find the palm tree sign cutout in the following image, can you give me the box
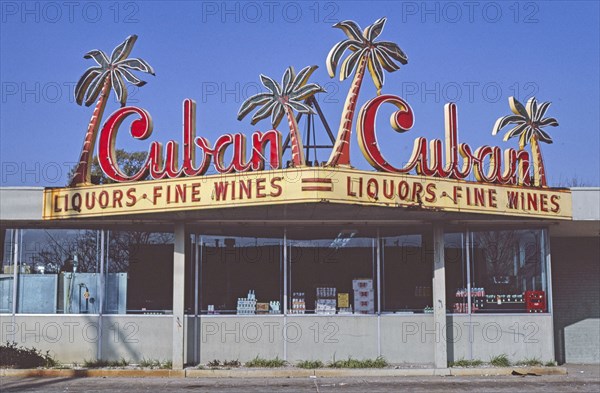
[325,17,408,167]
[492,97,559,187]
[70,35,154,186]
[238,65,324,167]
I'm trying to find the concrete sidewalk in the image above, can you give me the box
[0,365,569,379]
[0,365,598,393]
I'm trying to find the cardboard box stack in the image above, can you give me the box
[315,287,336,314]
[236,290,256,315]
[353,279,374,314]
[337,292,353,314]
[291,292,306,314]
[256,302,269,315]
[269,301,280,314]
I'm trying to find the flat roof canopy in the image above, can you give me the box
[2,186,597,238]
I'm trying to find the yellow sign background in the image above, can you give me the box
[43,168,572,220]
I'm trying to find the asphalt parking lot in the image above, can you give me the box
[1,364,598,392]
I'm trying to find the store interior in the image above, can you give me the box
[1,225,549,316]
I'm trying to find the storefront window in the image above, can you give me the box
[381,234,432,313]
[107,230,174,314]
[0,226,550,317]
[446,228,549,314]
[1,229,17,313]
[0,229,101,314]
[0,228,177,315]
[445,232,469,314]
[288,228,376,314]
[199,235,282,315]
[471,229,548,313]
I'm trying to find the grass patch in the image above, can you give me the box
[0,342,57,368]
[139,358,171,369]
[206,359,241,368]
[516,358,542,367]
[140,358,160,368]
[245,356,286,368]
[544,361,557,367]
[328,356,388,369]
[489,354,511,367]
[83,358,129,368]
[448,358,483,368]
[51,363,71,369]
[297,360,324,369]
[83,359,109,368]
[207,359,221,368]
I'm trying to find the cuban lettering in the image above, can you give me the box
[98,99,282,182]
[356,94,532,186]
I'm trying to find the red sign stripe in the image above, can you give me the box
[301,178,333,184]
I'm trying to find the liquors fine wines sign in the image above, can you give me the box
[43,18,571,220]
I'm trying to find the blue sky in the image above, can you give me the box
[1,1,599,187]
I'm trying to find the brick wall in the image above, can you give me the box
[551,237,600,364]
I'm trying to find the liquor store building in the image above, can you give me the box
[1,182,598,369]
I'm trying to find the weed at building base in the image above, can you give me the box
[328,356,388,368]
[245,356,286,368]
[489,354,511,367]
[297,360,324,369]
[448,358,483,368]
[139,358,172,369]
[515,358,542,367]
[0,342,57,369]
[205,359,241,369]
[83,358,129,368]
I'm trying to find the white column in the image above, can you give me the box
[193,234,200,365]
[376,235,381,357]
[283,229,288,361]
[172,223,186,369]
[11,229,19,316]
[432,224,447,369]
[283,229,288,315]
[98,230,105,361]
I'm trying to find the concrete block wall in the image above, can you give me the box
[1,313,557,365]
[447,315,555,363]
[0,315,98,363]
[551,237,600,364]
[186,315,434,365]
[0,315,173,364]
[186,314,554,366]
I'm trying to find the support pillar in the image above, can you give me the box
[172,223,186,369]
[432,223,447,368]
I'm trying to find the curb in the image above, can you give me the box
[449,366,567,376]
[314,368,451,377]
[186,369,314,378]
[1,366,567,379]
[0,369,185,378]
